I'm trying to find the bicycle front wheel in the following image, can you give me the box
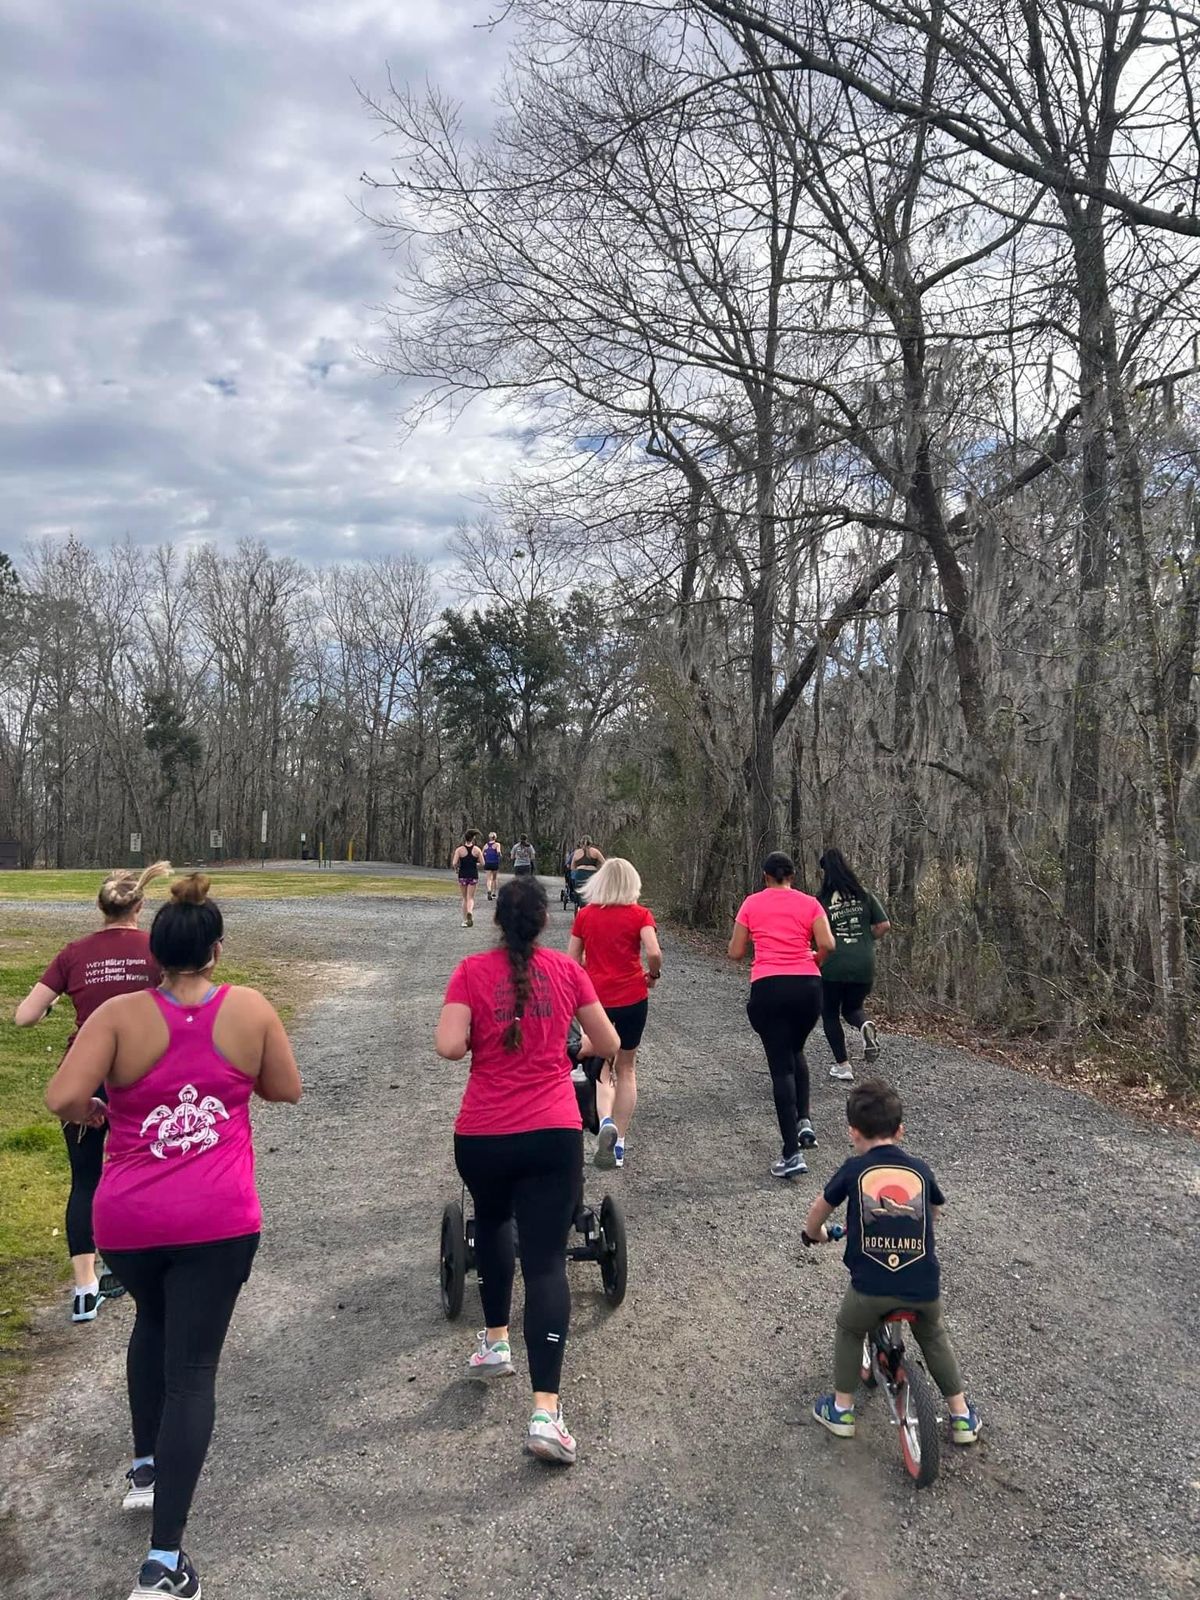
[895,1363,941,1488]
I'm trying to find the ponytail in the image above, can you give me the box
[98,859,171,917]
[494,876,548,1051]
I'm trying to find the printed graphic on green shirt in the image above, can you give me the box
[820,890,887,983]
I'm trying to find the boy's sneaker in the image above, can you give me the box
[770,1150,807,1179]
[122,1464,156,1511]
[127,1552,200,1598]
[594,1119,618,1169]
[861,1021,880,1062]
[949,1404,982,1445]
[71,1288,99,1323]
[798,1118,817,1149]
[829,1063,854,1082]
[813,1395,856,1438]
[468,1331,514,1380]
[613,1139,625,1169]
[526,1407,577,1465]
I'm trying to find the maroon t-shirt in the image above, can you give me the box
[40,928,161,1044]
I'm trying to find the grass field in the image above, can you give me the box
[0,924,292,1393]
[0,869,457,902]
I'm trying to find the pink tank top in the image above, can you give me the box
[93,986,262,1252]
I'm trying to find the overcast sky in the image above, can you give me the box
[0,0,524,568]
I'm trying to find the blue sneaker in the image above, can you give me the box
[813,1394,856,1438]
[613,1139,625,1169]
[594,1119,618,1169]
[950,1403,982,1445]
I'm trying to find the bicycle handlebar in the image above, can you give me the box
[801,1222,845,1247]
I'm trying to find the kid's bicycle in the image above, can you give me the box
[809,1224,942,1488]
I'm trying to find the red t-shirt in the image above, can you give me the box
[735,888,823,982]
[445,945,599,1135]
[40,928,161,1045]
[570,902,657,1008]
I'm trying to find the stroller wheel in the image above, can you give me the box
[598,1194,628,1309]
[440,1202,466,1320]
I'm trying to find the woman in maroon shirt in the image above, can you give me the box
[14,860,170,1322]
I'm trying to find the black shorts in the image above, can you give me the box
[514,863,534,876]
[605,998,648,1051]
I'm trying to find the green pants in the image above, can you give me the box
[834,1286,964,1398]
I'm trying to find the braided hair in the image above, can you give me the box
[495,874,548,1051]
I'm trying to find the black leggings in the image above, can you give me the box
[454,1128,582,1393]
[746,975,822,1156]
[821,979,873,1064]
[63,1118,106,1257]
[102,1234,259,1550]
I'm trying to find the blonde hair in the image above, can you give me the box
[580,856,641,906]
[98,860,171,918]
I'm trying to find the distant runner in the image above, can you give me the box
[482,833,503,900]
[14,860,170,1323]
[451,830,485,928]
[510,835,537,877]
[817,848,891,1082]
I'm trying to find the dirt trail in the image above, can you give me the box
[0,893,1196,1600]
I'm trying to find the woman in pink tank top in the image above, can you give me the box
[46,873,301,1600]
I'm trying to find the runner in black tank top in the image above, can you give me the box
[453,832,483,928]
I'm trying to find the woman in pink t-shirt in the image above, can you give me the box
[46,874,301,1600]
[729,851,835,1180]
[436,875,619,1466]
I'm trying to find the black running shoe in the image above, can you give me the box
[71,1289,99,1323]
[99,1269,128,1301]
[127,1552,200,1598]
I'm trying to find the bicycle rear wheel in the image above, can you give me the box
[895,1363,941,1488]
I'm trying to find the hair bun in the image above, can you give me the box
[170,872,211,906]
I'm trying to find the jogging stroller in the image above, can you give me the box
[438,1026,627,1317]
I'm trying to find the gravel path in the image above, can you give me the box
[1,890,1196,1600]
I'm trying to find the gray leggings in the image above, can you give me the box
[834,1286,964,1397]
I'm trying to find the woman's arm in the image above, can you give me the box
[641,926,663,983]
[577,1000,620,1060]
[435,1001,472,1060]
[812,911,835,966]
[255,999,303,1103]
[727,922,750,962]
[45,1007,117,1121]
[567,935,585,965]
[15,981,59,1027]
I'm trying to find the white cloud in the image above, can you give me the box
[0,0,523,566]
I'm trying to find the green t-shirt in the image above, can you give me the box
[820,890,888,984]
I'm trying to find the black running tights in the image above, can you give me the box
[747,975,822,1157]
[102,1234,259,1549]
[454,1128,582,1394]
[820,979,873,1065]
[63,1118,106,1258]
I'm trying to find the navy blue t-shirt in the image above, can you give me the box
[823,1144,946,1301]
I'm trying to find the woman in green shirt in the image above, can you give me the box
[817,849,890,1083]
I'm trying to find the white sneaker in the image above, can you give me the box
[594,1119,618,1169]
[861,1021,880,1062]
[613,1139,625,1169]
[829,1063,854,1082]
[467,1331,514,1380]
[71,1287,99,1323]
[121,1464,155,1511]
[526,1407,577,1464]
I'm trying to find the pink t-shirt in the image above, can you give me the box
[445,946,599,1135]
[93,987,262,1252]
[735,888,824,982]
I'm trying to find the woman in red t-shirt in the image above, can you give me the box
[567,857,662,1172]
[436,875,619,1466]
[14,860,170,1321]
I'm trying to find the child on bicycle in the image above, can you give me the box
[801,1078,981,1445]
